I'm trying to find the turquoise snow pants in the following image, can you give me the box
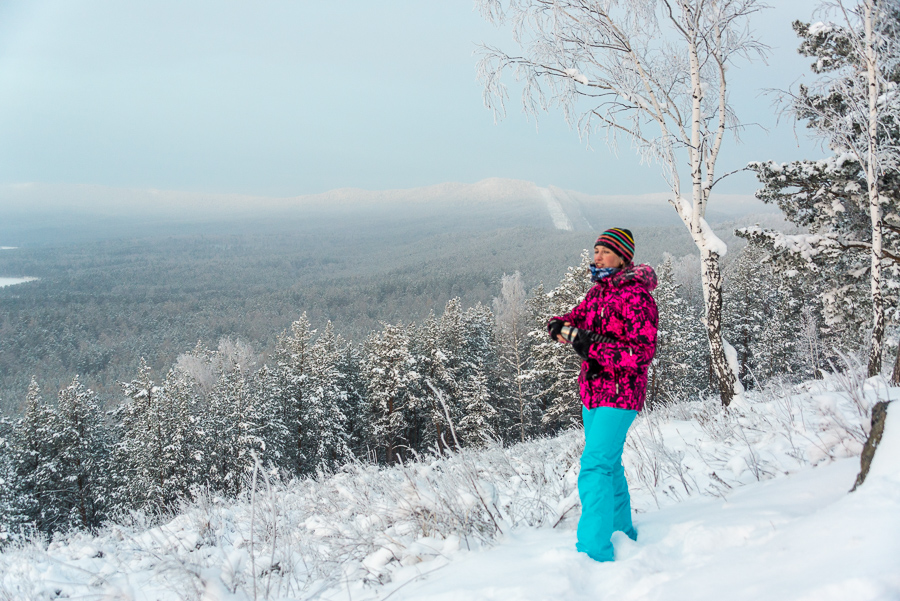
[576,405,638,562]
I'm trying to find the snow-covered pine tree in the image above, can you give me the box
[724,245,823,384]
[363,322,418,463]
[409,311,454,454]
[157,365,209,499]
[453,303,501,448]
[49,377,111,531]
[750,286,802,383]
[203,342,269,497]
[722,247,760,386]
[457,367,499,447]
[440,299,499,450]
[334,339,368,459]
[0,410,31,542]
[532,251,593,432]
[437,298,468,393]
[752,269,821,383]
[649,255,708,405]
[301,322,352,475]
[461,303,499,380]
[253,363,293,472]
[269,315,315,475]
[112,360,183,511]
[796,304,825,379]
[6,378,52,533]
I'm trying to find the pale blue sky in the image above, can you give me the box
[0,0,823,197]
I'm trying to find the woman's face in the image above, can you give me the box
[594,245,624,269]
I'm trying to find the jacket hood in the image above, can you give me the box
[608,263,657,293]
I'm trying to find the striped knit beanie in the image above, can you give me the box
[595,228,635,263]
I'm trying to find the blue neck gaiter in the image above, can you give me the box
[590,265,620,282]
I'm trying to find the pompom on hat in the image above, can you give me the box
[595,228,635,263]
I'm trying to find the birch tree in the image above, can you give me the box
[748,1,900,377]
[493,272,535,442]
[841,0,900,376]
[477,0,767,405]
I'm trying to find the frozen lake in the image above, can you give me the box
[0,247,38,287]
[0,276,38,288]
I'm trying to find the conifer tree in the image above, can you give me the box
[158,366,208,498]
[723,247,771,387]
[112,360,174,510]
[7,378,52,532]
[0,411,30,541]
[170,339,265,495]
[457,368,499,447]
[253,363,293,472]
[301,322,352,474]
[412,310,458,454]
[50,377,110,530]
[751,291,803,382]
[363,323,418,463]
[462,303,498,381]
[205,360,269,496]
[270,315,315,474]
[335,340,368,459]
[724,246,824,384]
[649,256,708,404]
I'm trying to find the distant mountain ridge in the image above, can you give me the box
[0,179,776,245]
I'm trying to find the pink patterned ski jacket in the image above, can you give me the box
[552,264,658,412]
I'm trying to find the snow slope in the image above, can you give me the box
[370,456,898,601]
[1,377,896,601]
[540,187,574,231]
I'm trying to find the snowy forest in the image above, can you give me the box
[0,0,898,599]
[0,235,888,537]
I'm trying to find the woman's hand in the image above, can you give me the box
[547,319,572,343]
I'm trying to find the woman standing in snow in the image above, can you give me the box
[548,228,658,562]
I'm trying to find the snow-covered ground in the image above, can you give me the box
[368,455,897,601]
[1,375,897,600]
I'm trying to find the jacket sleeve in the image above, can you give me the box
[585,288,657,374]
[551,294,592,331]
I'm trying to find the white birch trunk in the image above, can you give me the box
[681,34,743,406]
[864,0,885,376]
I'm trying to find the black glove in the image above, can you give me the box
[584,358,602,380]
[571,328,592,360]
[547,318,564,341]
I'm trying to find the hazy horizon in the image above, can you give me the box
[0,177,780,247]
